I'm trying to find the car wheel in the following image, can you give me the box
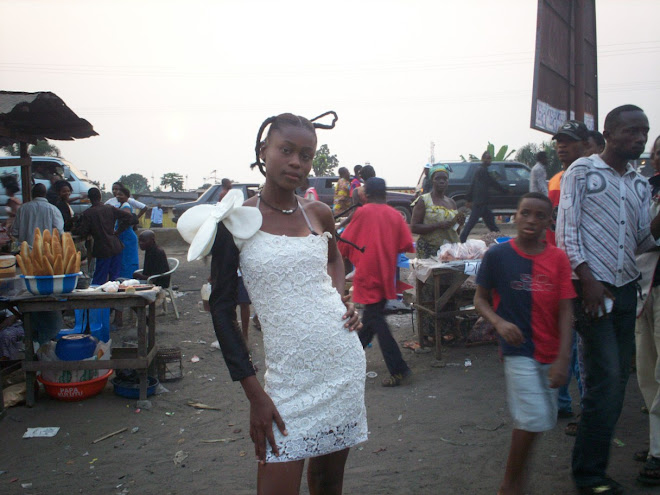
[393,206,411,223]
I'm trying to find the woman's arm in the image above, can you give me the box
[210,223,286,463]
[209,222,254,381]
[314,202,361,331]
[410,198,458,234]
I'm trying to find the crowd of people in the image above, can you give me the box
[190,104,658,495]
[0,102,657,494]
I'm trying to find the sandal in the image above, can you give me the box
[565,422,578,436]
[634,449,649,462]
[639,456,660,485]
[382,370,412,387]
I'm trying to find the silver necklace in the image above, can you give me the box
[258,193,299,215]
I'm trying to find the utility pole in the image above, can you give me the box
[429,141,436,165]
[574,0,585,122]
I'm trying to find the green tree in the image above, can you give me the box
[160,172,184,192]
[118,173,150,194]
[312,144,339,177]
[1,139,62,157]
[198,183,212,190]
[515,141,561,177]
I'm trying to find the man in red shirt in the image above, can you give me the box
[339,177,415,387]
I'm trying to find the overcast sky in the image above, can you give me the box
[1,0,658,191]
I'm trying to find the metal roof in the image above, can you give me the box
[0,91,97,146]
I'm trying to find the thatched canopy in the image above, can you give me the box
[0,91,98,147]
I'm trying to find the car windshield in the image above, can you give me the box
[197,185,219,202]
[63,159,90,181]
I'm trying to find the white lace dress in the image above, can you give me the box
[236,229,368,462]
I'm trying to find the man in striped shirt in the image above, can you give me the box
[557,104,655,495]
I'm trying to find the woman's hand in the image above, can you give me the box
[342,294,362,331]
[455,211,466,226]
[249,391,287,464]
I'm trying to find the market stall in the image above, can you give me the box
[412,258,481,360]
[0,288,160,407]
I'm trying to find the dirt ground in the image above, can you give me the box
[0,225,654,494]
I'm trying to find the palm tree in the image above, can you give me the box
[460,142,516,162]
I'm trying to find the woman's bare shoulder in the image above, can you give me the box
[243,195,259,207]
[301,197,332,215]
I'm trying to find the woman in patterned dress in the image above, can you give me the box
[410,164,466,344]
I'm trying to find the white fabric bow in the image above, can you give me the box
[177,189,262,261]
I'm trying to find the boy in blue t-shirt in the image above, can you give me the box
[474,192,575,495]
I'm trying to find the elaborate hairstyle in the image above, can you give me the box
[604,104,644,132]
[250,111,338,177]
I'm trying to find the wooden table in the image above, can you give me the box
[413,261,479,360]
[1,290,159,408]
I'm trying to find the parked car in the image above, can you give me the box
[0,156,97,221]
[299,176,416,222]
[171,183,260,223]
[434,161,531,213]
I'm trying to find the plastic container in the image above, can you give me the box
[21,272,82,295]
[111,376,159,399]
[56,308,111,342]
[0,255,16,278]
[201,283,211,312]
[55,334,98,361]
[37,370,113,401]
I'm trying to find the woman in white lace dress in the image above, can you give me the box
[206,112,367,494]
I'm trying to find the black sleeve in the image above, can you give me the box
[209,222,255,381]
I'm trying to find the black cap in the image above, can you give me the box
[553,120,589,141]
[365,177,386,196]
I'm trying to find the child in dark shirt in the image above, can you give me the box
[474,192,575,495]
[134,230,170,287]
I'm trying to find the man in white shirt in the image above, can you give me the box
[150,204,164,228]
[105,181,147,220]
[557,104,655,494]
[529,151,548,195]
[11,183,64,245]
